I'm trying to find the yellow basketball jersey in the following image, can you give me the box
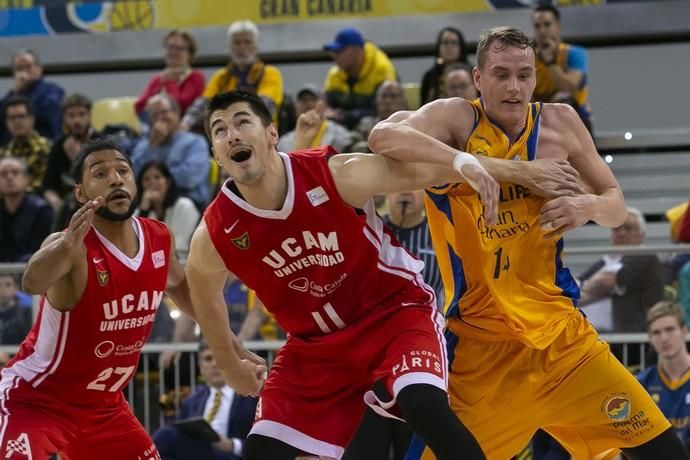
[425,99,579,349]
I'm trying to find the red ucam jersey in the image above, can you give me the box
[204,147,433,337]
[0,217,170,407]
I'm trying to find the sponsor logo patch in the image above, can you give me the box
[232,232,250,250]
[604,394,631,421]
[97,270,109,286]
[152,250,165,268]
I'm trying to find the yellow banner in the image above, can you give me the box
[152,0,490,29]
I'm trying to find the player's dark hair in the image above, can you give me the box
[204,90,273,139]
[70,138,132,184]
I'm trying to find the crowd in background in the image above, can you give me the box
[1,5,690,458]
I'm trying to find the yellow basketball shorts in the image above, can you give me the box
[412,310,670,460]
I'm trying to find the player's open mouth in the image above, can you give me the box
[503,99,521,105]
[231,149,252,163]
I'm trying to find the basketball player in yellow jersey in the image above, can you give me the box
[369,26,688,460]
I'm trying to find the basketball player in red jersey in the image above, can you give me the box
[0,139,219,459]
[185,91,499,460]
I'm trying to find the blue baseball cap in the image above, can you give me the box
[323,28,365,52]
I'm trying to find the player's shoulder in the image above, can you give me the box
[540,102,580,128]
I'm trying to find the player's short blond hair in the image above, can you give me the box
[646,301,685,329]
[476,26,536,69]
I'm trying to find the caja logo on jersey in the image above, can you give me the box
[95,340,116,358]
[604,394,632,421]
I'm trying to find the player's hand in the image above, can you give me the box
[62,197,103,252]
[524,159,584,198]
[461,163,500,226]
[539,194,594,238]
[225,359,267,397]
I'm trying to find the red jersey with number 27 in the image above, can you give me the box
[204,147,433,338]
[0,217,170,407]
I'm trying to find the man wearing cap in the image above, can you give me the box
[323,28,397,130]
[278,83,354,153]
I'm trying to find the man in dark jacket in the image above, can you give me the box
[0,49,65,144]
[0,157,53,262]
[153,340,258,460]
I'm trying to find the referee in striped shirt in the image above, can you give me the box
[384,190,444,309]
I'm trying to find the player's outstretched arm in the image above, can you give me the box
[22,197,103,307]
[369,98,475,168]
[329,153,500,225]
[186,222,267,396]
[369,98,584,198]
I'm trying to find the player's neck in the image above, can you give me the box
[236,152,287,211]
[485,108,528,144]
[661,352,690,381]
[92,216,139,258]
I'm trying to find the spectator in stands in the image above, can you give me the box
[323,27,397,130]
[132,93,210,207]
[579,207,665,333]
[135,161,200,259]
[420,27,468,105]
[0,274,33,345]
[42,93,100,212]
[532,4,593,132]
[0,49,64,144]
[135,30,205,118]
[0,157,53,262]
[443,63,478,100]
[182,20,283,130]
[356,80,408,141]
[153,339,258,460]
[1,95,51,192]
[638,301,690,449]
[277,83,354,153]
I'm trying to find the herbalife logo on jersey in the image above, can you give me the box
[262,231,345,278]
